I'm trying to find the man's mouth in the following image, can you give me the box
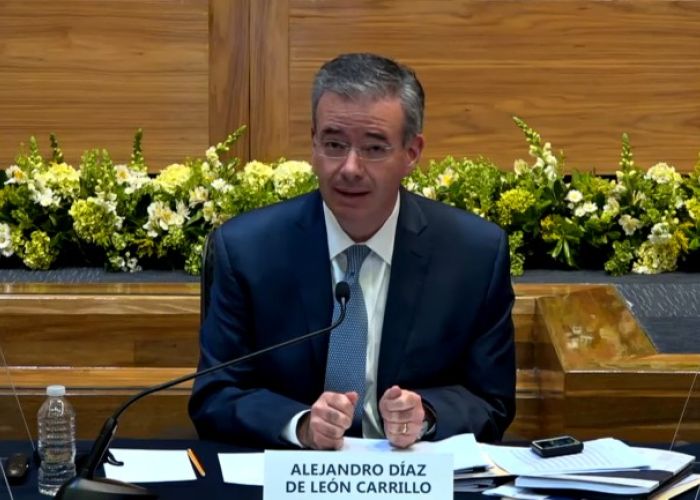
[334,187,369,197]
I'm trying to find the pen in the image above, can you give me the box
[187,448,206,477]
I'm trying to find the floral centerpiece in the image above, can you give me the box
[0,127,317,274]
[1,119,699,276]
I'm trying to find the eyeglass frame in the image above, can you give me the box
[312,137,396,162]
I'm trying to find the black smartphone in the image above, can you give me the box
[530,435,583,458]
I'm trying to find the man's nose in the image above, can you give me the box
[339,148,363,176]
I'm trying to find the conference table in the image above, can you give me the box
[3,439,700,499]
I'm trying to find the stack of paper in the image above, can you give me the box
[480,438,696,499]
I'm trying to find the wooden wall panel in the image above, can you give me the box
[209,0,250,161]
[249,0,290,161]
[249,0,700,173]
[0,285,200,368]
[0,0,210,171]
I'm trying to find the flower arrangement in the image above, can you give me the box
[405,118,700,275]
[1,118,699,276]
[0,126,317,274]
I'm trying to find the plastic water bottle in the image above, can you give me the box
[37,385,76,496]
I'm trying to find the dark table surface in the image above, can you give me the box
[3,439,699,499]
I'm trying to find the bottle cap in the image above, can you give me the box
[46,385,66,397]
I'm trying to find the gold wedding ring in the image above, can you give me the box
[401,423,408,435]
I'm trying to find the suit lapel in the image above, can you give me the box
[377,190,431,395]
[291,191,333,366]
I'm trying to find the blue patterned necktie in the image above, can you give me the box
[324,244,371,432]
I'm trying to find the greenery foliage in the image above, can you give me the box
[2,118,700,276]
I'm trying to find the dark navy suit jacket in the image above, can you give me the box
[188,188,515,448]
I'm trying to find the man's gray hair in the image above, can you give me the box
[311,53,424,145]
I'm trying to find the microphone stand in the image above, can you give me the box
[56,283,350,499]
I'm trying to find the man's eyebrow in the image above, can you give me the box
[364,131,389,142]
[317,128,389,142]
[318,127,344,136]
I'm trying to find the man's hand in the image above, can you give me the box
[297,391,358,450]
[379,385,425,448]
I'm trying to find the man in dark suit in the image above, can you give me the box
[189,53,515,450]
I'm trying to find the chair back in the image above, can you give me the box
[200,229,217,325]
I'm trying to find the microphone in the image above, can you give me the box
[57,282,351,499]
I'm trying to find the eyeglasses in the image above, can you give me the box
[313,139,394,162]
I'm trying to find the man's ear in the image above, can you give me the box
[404,134,425,174]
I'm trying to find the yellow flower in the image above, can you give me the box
[153,163,192,194]
[496,188,536,226]
[240,161,274,188]
[685,198,700,221]
[437,168,457,188]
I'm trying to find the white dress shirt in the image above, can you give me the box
[281,195,400,445]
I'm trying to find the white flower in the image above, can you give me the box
[565,190,583,204]
[4,165,27,185]
[582,201,597,214]
[189,186,209,207]
[544,153,558,168]
[619,214,641,236]
[613,183,627,195]
[115,164,130,183]
[645,162,681,185]
[421,186,436,199]
[115,164,149,194]
[632,191,647,205]
[210,178,233,193]
[205,146,222,169]
[125,252,142,273]
[648,222,672,245]
[174,201,190,225]
[143,201,187,236]
[603,197,620,216]
[404,179,418,192]
[544,165,558,182]
[0,223,14,257]
[513,159,529,177]
[573,202,596,218]
[30,186,60,208]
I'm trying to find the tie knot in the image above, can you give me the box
[344,245,370,280]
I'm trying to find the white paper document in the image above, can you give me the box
[104,448,196,483]
[513,446,696,496]
[342,433,488,471]
[481,438,651,476]
[218,452,264,485]
[219,433,487,486]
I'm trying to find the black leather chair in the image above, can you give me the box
[200,228,217,325]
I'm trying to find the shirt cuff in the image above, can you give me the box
[420,402,437,440]
[281,410,310,447]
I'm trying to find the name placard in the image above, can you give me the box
[263,450,453,499]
